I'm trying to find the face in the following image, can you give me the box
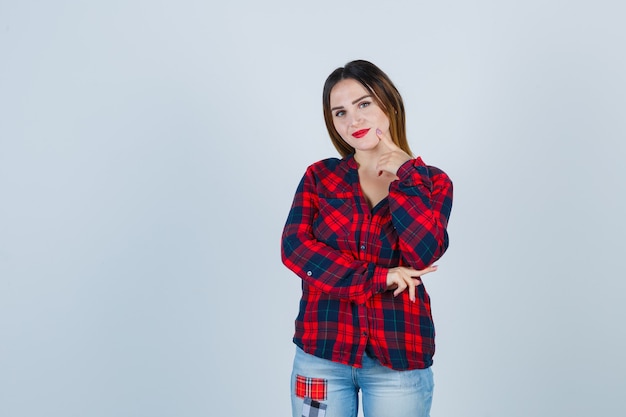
[329,78,390,153]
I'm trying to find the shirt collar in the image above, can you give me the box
[345,153,358,170]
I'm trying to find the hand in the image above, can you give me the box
[385,265,438,302]
[375,128,412,177]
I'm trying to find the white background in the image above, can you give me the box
[1,1,625,416]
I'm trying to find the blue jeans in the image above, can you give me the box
[291,347,434,417]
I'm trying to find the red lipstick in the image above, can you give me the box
[352,128,370,138]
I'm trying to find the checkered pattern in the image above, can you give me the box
[295,374,327,401]
[302,398,327,417]
[282,155,453,370]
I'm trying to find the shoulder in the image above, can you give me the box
[402,157,452,184]
[302,157,354,194]
[426,164,451,182]
[415,157,451,182]
[309,157,345,170]
[305,157,350,177]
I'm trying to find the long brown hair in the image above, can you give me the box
[322,60,412,158]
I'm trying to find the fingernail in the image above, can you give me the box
[376,128,382,135]
[378,171,383,176]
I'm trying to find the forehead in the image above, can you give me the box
[329,78,370,105]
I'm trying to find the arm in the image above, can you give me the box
[281,166,388,304]
[388,157,453,269]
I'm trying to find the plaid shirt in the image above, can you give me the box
[281,154,453,371]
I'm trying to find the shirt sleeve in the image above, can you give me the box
[281,166,388,304]
[388,157,453,269]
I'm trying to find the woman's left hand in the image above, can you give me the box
[375,128,412,177]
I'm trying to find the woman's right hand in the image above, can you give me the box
[386,265,438,302]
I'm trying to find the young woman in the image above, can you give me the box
[281,60,453,417]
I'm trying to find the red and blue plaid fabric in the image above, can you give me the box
[295,374,327,401]
[281,155,453,371]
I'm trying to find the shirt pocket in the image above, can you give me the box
[313,197,352,246]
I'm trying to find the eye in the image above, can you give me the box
[334,110,346,117]
[358,101,370,109]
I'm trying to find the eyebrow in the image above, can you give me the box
[330,94,371,111]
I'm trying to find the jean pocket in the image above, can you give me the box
[295,374,328,401]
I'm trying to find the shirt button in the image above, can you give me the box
[360,244,366,250]
[306,271,312,276]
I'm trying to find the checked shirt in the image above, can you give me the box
[281,155,453,371]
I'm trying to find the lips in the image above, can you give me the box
[352,128,370,138]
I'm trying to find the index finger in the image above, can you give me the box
[376,128,398,150]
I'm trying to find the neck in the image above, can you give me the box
[354,148,384,172]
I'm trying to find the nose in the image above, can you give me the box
[349,112,363,127]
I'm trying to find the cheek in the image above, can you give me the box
[372,118,389,134]
[332,120,340,132]
[379,114,391,131]
[333,120,348,138]
[333,117,346,130]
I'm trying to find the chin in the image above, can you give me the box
[355,145,379,153]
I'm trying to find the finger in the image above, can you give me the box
[405,265,438,277]
[376,153,396,176]
[393,270,416,302]
[376,154,388,176]
[375,128,398,150]
[407,276,416,302]
[393,279,406,297]
[420,265,438,275]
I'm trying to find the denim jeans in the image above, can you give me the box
[291,347,434,417]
